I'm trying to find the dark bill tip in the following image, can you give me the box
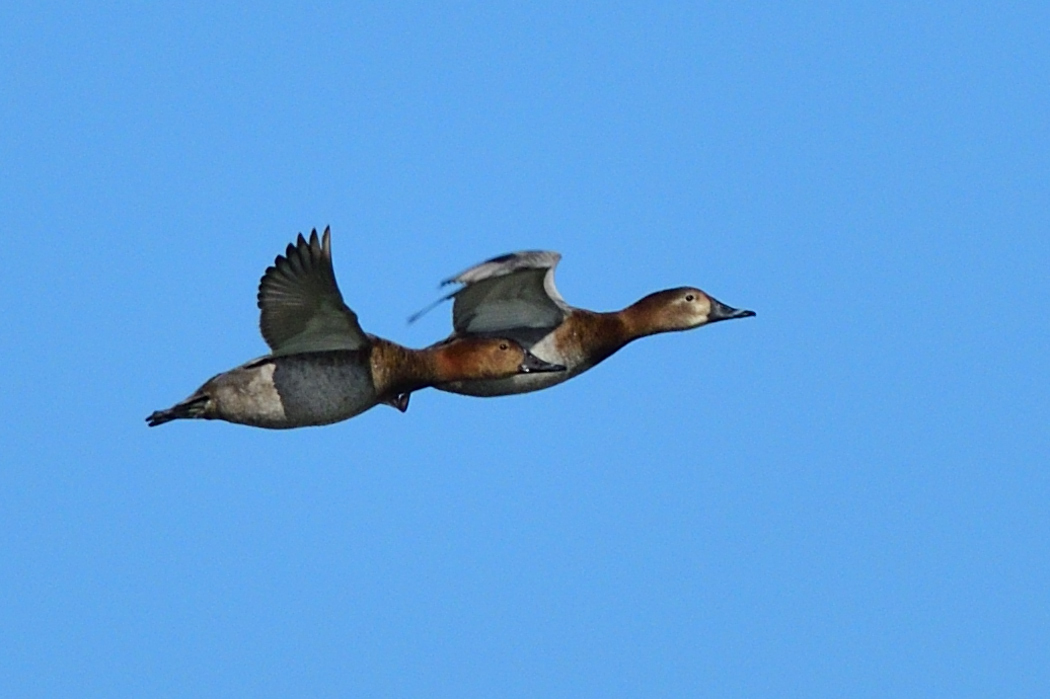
[708,297,756,323]
[520,351,567,373]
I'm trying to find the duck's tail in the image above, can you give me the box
[146,393,210,427]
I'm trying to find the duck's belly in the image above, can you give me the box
[208,352,378,428]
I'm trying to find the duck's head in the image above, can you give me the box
[629,287,756,334]
[438,338,566,380]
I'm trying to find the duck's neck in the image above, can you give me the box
[369,339,440,398]
[572,300,668,366]
[567,309,638,368]
[618,295,673,340]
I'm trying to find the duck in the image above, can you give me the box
[409,250,754,398]
[146,229,565,429]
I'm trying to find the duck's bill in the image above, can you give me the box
[708,297,756,323]
[519,352,567,373]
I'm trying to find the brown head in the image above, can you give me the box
[623,287,756,338]
[433,337,566,382]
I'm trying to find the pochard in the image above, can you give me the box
[409,250,754,398]
[146,229,564,429]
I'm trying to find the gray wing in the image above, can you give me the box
[257,227,369,355]
[444,251,570,342]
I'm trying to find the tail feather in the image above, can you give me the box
[146,394,210,427]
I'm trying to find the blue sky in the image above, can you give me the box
[2,2,1047,696]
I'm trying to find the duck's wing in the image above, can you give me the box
[257,227,369,355]
[441,251,571,342]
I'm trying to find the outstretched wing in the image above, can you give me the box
[257,227,369,355]
[443,251,570,343]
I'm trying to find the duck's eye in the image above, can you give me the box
[685,294,696,302]
[499,342,509,351]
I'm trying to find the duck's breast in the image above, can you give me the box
[269,351,378,426]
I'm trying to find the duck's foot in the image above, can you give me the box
[380,393,411,413]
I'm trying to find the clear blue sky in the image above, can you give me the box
[2,3,1047,696]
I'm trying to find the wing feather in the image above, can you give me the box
[257,227,369,355]
[443,251,570,343]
